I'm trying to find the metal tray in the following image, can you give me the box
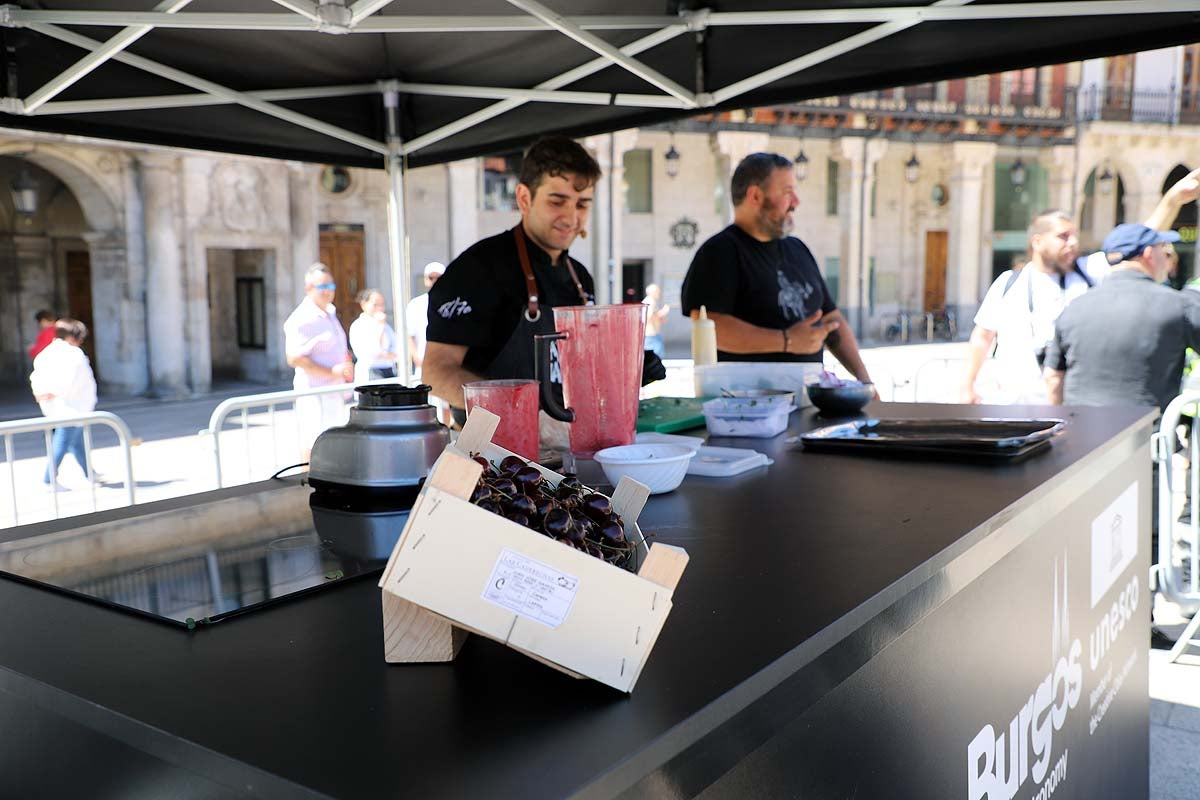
[795,418,1066,462]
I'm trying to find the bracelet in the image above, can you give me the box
[782,328,790,354]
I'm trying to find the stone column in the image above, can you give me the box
[139,153,189,397]
[82,230,132,393]
[839,136,888,337]
[948,141,998,311]
[13,235,53,376]
[120,154,151,395]
[287,162,320,380]
[715,131,771,225]
[446,159,478,262]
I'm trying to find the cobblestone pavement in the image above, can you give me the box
[0,345,1195,796]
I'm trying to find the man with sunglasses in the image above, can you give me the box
[284,263,353,458]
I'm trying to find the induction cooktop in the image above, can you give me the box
[0,483,410,628]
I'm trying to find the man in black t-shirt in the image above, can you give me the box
[681,153,872,384]
[423,136,600,430]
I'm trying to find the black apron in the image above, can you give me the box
[451,226,588,426]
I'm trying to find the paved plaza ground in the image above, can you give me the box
[1,340,1197,796]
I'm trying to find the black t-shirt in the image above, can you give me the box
[425,226,595,376]
[680,225,837,362]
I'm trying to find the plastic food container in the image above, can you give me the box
[719,389,796,409]
[694,362,824,408]
[702,398,796,438]
[593,444,695,494]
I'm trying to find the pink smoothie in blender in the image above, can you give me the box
[548,304,646,458]
[462,379,540,461]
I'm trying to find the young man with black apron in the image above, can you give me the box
[422,136,602,444]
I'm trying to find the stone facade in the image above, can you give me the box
[2,54,1197,393]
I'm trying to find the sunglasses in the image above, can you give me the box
[312,282,337,291]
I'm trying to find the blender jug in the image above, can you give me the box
[534,304,646,458]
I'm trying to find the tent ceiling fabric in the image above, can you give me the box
[1,1,1198,169]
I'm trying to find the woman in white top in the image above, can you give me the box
[349,289,399,384]
[29,318,98,488]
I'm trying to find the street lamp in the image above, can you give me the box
[794,147,809,182]
[905,151,920,184]
[10,166,37,215]
[1097,166,1115,195]
[664,133,680,179]
[1010,157,1027,189]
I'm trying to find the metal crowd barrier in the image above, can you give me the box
[204,380,410,489]
[0,411,136,526]
[1152,391,1200,662]
[896,356,967,404]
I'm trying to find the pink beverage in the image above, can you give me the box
[554,304,647,457]
[463,379,540,461]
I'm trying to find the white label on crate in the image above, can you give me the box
[481,548,579,629]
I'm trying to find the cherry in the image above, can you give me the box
[513,465,543,494]
[581,493,612,521]
[599,518,625,545]
[559,474,581,490]
[490,477,517,498]
[543,507,573,539]
[499,455,526,475]
[506,494,537,518]
[506,512,530,528]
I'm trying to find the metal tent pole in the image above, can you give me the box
[384,88,413,384]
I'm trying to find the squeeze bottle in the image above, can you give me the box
[692,306,717,395]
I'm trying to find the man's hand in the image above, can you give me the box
[330,362,352,383]
[35,393,55,402]
[1166,167,1200,207]
[786,310,839,354]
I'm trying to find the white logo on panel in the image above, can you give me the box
[1090,482,1137,608]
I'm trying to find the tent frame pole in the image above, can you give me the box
[384,89,413,384]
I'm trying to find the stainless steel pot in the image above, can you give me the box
[308,384,448,492]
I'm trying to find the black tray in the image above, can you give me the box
[794,418,1066,462]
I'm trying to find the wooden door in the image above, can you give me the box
[923,231,948,312]
[318,227,365,334]
[65,250,97,375]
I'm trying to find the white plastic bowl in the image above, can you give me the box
[593,444,695,494]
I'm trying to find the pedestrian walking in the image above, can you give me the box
[350,288,399,384]
[29,318,97,491]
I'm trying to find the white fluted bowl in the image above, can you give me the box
[593,444,695,495]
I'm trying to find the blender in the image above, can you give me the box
[534,304,646,458]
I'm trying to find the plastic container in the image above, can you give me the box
[718,389,796,409]
[593,444,695,494]
[694,362,824,408]
[463,379,539,460]
[702,398,796,438]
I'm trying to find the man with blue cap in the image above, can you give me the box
[1044,222,1193,413]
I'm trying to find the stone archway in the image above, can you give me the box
[0,143,141,393]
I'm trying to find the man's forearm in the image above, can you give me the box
[1144,196,1185,232]
[708,312,789,354]
[288,354,335,380]
[423,362,482,408]
[1045,369,1065,404]
[962,327,994,389]
[826,325,871,383]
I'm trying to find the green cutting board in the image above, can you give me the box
[637,397,713,433]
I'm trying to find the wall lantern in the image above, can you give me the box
[1010,157,1027,189]
[664,133,681,179]
[10,166,37,215]
[904,152,920,184]
[794,148,809,182]
[1097,166,1115,195]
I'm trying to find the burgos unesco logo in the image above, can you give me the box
[967,557,1080,800]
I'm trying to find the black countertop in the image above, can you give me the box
[0,403,1155,799]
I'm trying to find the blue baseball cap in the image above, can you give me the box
[1101,223,1180,262]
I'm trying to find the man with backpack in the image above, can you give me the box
[961,167,1200,405]
[960,210,1096,404]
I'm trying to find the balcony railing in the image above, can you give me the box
[780,83,1200,128]
[1075,84,1200,125]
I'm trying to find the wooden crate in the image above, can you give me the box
[379,408,688,692]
